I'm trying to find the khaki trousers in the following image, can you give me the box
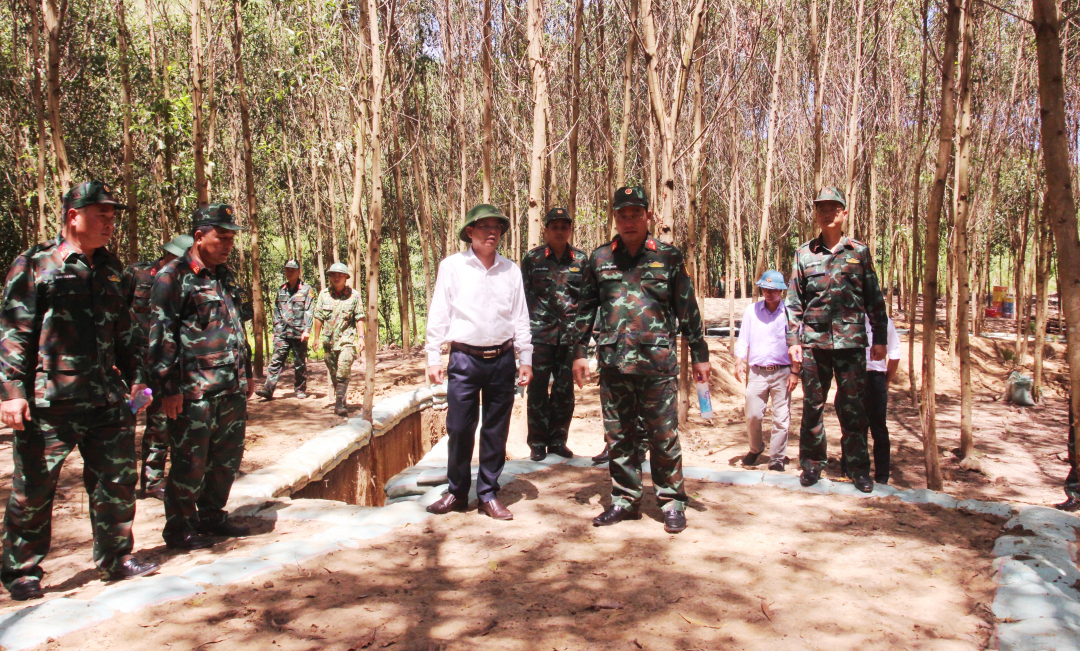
[746,365,791,462]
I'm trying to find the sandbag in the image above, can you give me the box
[1005,371,1037,407]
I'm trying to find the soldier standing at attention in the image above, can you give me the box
[310,262,364,417]
[256,260,315,401]
[425,204,533,521]
[786,187,888,493]
[573,186,710,534]
[125,234,193,500]
[0,181,159,601]
[522,207,586,462]
[149,204,254,551]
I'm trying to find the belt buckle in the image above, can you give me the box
[482,349,498,359]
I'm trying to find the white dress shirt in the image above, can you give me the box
[735,301,792,367]
[424,248,533,367]
[865,316,901,372]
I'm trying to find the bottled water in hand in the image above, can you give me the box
[695,382,713,420]
[129,388,153,413]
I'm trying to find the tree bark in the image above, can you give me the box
[568,0,584,221]
[481,0,493,203]
[843,0,866,209]
[753,23,783,299]
[954,0,974,459]
[526,0,549,249]
[908,0,930,406]
[362,0,387,420]
[615,0,637,193]
[40,0,69,195]
[232,0,265,376]
[1032,214,1051,397]
[116,0,138,262]
[190,0,208,206]
[28,0,48,241]
[919,0,964,491]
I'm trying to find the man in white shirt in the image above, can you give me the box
[863,315,901,483]
[424,204,534,521]
[735,271,800,472]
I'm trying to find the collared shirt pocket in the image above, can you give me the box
[640,266,670,303]
[132,282,153,314]
[40,353,93,402]
[594,331,620,367]
[191,349,237,396]
[193,289,222,327]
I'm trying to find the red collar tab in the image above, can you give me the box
[645,238,657,251]
[57,241,72,260]
[611,239,618,251]
[151,267,158,275]
[189,258,204,275]
[545,246,550,257]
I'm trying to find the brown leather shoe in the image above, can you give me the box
[478,498,513,521]
[426,493,467,515]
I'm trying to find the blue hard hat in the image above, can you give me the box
[756,270,787,290]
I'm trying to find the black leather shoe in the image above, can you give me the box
[426,493,467,515]
[198,519,251,538]
[295,390,308,399]
[742,451,762,467]
[591,449,610,465]
[874,475,890,485]
[530,448,547,462]
[800,464,822,487]
[9,577,43,601]
[164,532,216,550]
[102,556,160,581]
[548,445,574,458]
[1055,497,1080,512]
[853,474,874,493]
[255,388,274,400]
[663,510,687,534]
[768,459,785,472]
[592,505,641,526]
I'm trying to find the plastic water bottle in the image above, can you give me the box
[695,382,714,420]
[129,388,153,413]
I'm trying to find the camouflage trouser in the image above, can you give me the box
[163,393,247,540]
[527,344,575,450]
[1066,400,1079,500]
[266,337,308,392]
[140,394,169,491]
[599,370,687,512]
[324,345,356,383]
[2,403,137,588]
[799,347,871,477]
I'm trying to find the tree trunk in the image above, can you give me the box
[615,0,637,193]
[116,0,138,262]
[28,1,49,241]
[404,89,434,306]
[41,0,69,196]
[526,0,549,249]
[843,0,867,207]
[954,0,974,459]
[232,0,265,376]
[142,0,170,240]
[811,0,835,193]
[919,0,964,492]
[568,0,583,221]
[362,0,387,420]
[753,25,783,299]
[1032,214,1051,397]
[908,0,930,406]
[598,0,614,240]
[481,0,493,203]
[190,0,208,206]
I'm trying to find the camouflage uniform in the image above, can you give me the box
[264,281,315,395]
[0,234,143,588]
[314,284,363,410]
[521,243,587,452]
[1066,401,1079,501]
[148,239,252,542]
[125,258,171,493]
[786,234,887,478]
[575,234,709,512]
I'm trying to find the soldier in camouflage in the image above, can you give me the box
[255,260,315,401]
[148,204,254,551]
[786,186,888,493]
[1056,400,1079,511]
[125,234,193,500]
[522,207,587,462]
[0,181,159,600]
[311,262,365,417]
[573,186,711,534]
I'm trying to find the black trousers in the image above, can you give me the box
[864,370,891,481]
[445,348,517,503]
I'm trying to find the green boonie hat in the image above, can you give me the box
[191,203,246,231]
[162,234,193,257]
[64,180,128,210]
[327,262,350,276]
[612,186,649,211]
[284,259,300,270]
[813,186,847,209]
[544,207,572,226]
[458,204,510,243]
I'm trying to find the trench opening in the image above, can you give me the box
[292,408,447,506]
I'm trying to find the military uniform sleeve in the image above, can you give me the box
[114,267,146,387]
[353,293,366,343]
[521,252,537,317]
[303,286,315,333]
[272,289,283,330]
[862,249,888,347]
[0,254,35,401]
[672,254,709,365]
[313,293,330,323]
[573,252,600,360]
[785,254,807,347]
[148,270,184,397]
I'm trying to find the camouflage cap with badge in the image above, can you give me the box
[458,203,510,243]
[543,207,572,226]
[63,180,129,211]
[191,203,246,231]
[813,186,847,209]
[612,186,649,211]
[284,259,300,270]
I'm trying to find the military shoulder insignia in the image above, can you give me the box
[568,266,580,272]
[648,261,664,268]
[309,288,316,298]
[108,274,121,282]
[846,257,860,264]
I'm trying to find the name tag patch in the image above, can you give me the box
[846,258,860,264]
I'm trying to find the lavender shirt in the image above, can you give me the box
[735,301,792,367]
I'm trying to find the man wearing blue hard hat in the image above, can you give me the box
[735,271,799,472]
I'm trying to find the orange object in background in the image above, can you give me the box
[992,286,1008,307]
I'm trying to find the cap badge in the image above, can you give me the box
[226,207,233,215]
[625,188,632,194]
[103,184,111,193]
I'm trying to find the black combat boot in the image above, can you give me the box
[335,380,350,417]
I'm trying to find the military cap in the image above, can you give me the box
[327,262,350,277]
[813,186,847,209]
[191,203,246,231]
[63,180,128,210]
[756,270,787,291]
[612,186,649,211]
[284,259,300,270]
[458,204,510,243]
[544,207,572,226]
[162,234,194,258]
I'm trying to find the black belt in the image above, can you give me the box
[751,364,790,372]
[867,370,887,375]
[451,340,514,359]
